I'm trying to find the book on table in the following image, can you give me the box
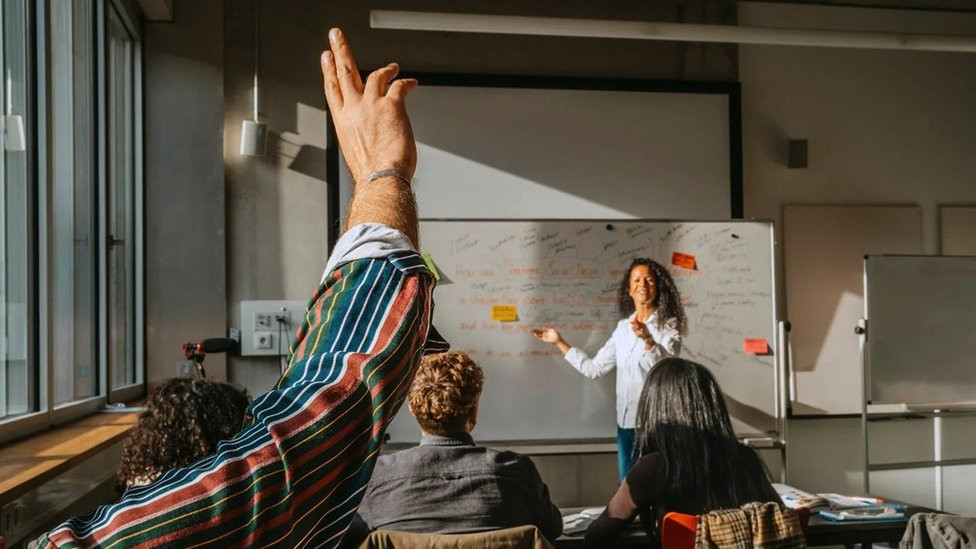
[772,483,906,521]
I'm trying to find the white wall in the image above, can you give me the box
[740,2,976,511]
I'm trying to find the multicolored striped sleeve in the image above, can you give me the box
[34,250,442,548]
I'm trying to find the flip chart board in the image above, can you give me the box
[385,220,779,442]
[865,255,976,406]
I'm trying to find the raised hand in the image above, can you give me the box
[320,27,420,247]
[320,28,418,184]
[631,317,655,349]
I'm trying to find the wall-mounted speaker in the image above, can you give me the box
[240,119,267,156]
[788,139,808,169]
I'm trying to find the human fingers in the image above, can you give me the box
[365,63,400,98]
[328,28,364,100]
[387,78,419,103]
[320,50,343,110]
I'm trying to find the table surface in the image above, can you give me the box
[558,500,938,548]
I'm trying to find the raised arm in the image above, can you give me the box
[321,28,419,247]
[33,28,438,549]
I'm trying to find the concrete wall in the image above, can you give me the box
[145,0,226,384]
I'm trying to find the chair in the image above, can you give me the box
[357,524,554,549]
[662,507,810,549]
[662,511,699,549]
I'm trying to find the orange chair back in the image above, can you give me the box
[662,506,809,549]
[662,512,698,549]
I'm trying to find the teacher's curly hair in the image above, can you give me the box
[617,257,688,335]
[118,377,250,487]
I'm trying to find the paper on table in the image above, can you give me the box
[562,507,606,535]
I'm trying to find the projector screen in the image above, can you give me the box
[337,75,741,225]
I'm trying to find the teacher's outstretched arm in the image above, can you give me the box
[533,325,617,379]
[531,326,570,355]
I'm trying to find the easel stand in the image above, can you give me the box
[858,318,976,509]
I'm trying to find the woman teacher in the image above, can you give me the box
[532,258,687,480]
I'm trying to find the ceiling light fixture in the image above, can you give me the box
[369,10,976,53]
[241,0,267,156]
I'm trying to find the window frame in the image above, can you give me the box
[0,0,144,445]
[103,0,144,405]
[44,0,103,420]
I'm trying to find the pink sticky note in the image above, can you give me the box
[744,338,769,354]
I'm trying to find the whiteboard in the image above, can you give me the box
[386,220,779,442]
[865,255,976,406]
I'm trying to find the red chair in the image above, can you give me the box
[661,508,810,549]
[661,511,699,549]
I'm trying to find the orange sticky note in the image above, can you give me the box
[744,338,769,354]
[491,305,518,322]
[672,252,697,270]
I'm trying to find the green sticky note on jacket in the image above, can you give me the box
[422,253,441,281]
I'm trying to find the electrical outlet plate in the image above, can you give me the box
[239,300,306,356]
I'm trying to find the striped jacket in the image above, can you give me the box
[35,231,447,548]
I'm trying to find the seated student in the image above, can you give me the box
[354,351,563,542]
[585,358,780,548]
[117,377,250,487]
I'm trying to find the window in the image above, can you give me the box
[0,0,143,444]
[48,0,98,407]
[105,2,141,397]
[0,0,32,422]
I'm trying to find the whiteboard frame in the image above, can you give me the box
[415,217,783,443]
[329,73,744,250]
[862,254,976,409]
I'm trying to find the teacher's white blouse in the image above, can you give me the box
[563,312,681,429]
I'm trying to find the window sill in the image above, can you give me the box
[0,410,139,505]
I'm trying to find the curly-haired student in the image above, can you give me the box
[117,377,250,487]
[533,257,687,480]
[349,351,562,543]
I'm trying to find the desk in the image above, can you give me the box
[805,501,936,547]
[558,500,937,548]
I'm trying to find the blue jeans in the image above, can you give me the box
[616,426,637,481]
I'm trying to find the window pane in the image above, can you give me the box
[107,6,135,389]
[0,0,31,420]
[49,0,96,405]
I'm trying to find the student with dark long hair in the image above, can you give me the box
[584,358,780,548]
[533,258,687,480]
